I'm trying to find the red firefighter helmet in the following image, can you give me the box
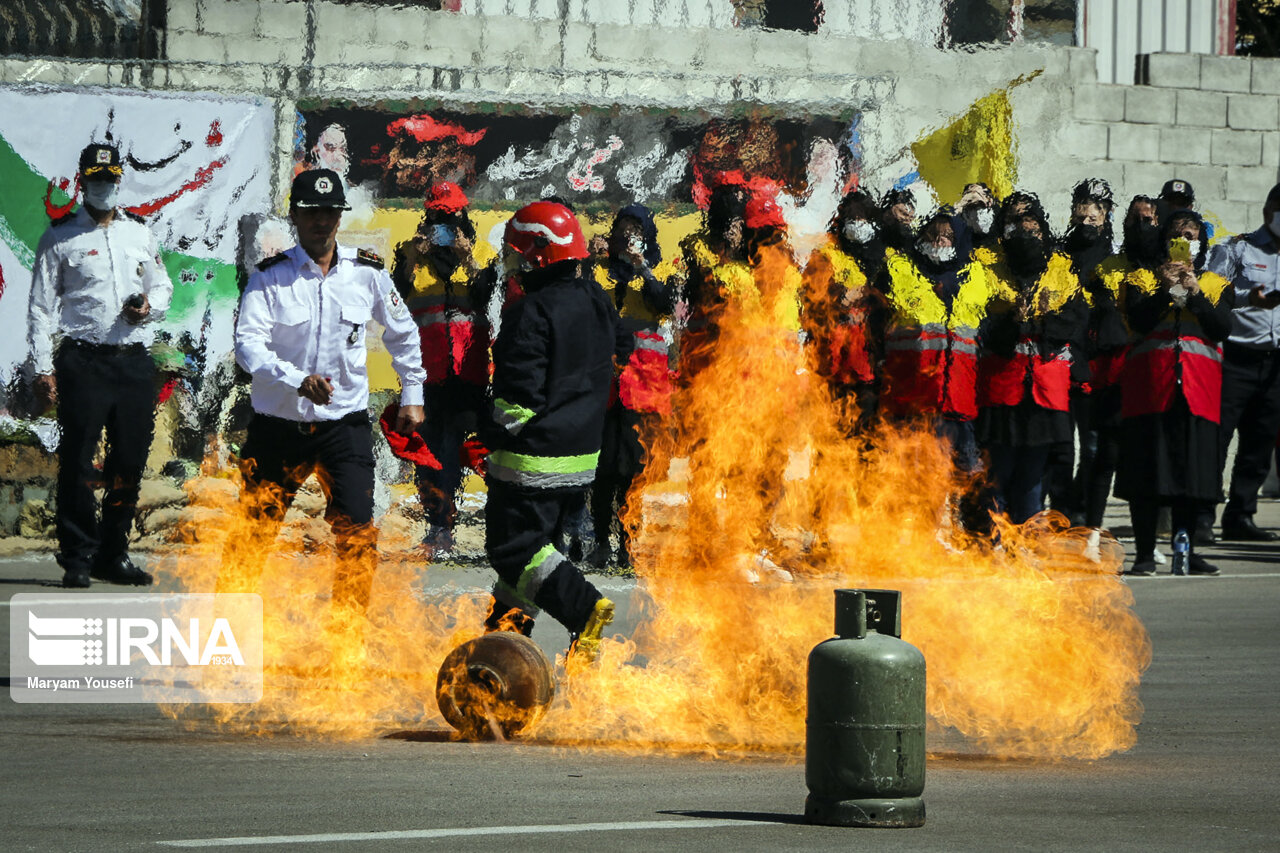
[504,201,588,268]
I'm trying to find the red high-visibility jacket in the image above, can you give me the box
[881,249,995,421]
[1121,270,1230,423]
[977,253,1085,413]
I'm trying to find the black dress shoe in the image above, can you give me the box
[1188,554,1221,576]
[1220,516,1279,542]
[61,566,91,588]
[90,556,154,586]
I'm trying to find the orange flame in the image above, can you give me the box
[546,236,1149,760]
[159,236,1148,760]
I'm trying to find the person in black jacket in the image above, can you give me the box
[1116,210,1234,576]
[977,204,1090,524]
[1078,195,1165,531]
[1045,178,1117,524]
[587,204,677,569]
[478,201,619,662]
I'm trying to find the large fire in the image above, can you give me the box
[161,237,1149,760]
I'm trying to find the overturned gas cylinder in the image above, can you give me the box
[805,588,926,828]
[436,632,556,740]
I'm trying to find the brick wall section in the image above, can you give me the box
[2,2,1277,234]
[1077,51,1280,234]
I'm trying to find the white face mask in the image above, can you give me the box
[82,181,119,211]
[1270,211,1280,239]
[968,207,995,234]
[842,220,875,244]
[918,242,956,264]
[1186,240,1201,259]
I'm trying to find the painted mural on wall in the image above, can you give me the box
[0,86,275,407]
[293,101,860,219]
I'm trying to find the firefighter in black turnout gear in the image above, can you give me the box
[480,201,620,662]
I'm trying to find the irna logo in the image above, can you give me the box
[27,611,245,667]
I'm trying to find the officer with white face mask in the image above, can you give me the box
[26,143,174,588]
[1206,182,1280,542]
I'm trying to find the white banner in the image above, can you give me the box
[0,86,275,386]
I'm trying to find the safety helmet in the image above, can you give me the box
[503,201,588,268]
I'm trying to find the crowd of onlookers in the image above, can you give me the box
[393,174,1280,577]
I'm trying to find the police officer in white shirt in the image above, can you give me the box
[224,169,426,615]
[27,143,174,588]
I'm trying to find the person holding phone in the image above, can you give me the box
[390,182,494,559]
[26,143,173,588]
[1117,210,1233,575]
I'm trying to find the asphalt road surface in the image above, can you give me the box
[2,500,1278,852]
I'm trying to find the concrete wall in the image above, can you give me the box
[4,0,1279,232]
[1068,51,1280,234]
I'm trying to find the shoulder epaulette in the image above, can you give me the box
[356,248,384,269]
[256,253,288,272]
[123,209,146,224]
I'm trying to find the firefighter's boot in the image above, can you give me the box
[569,597,614,665]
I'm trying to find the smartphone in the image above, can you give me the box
[1168,237,1192,264]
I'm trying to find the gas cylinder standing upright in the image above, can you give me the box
[805,588,926,827]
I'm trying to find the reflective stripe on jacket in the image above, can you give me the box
[488,449,600,489]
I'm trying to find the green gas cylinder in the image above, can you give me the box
[805,588,926,827]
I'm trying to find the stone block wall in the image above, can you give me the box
[4,2,1278,233]
[1067,51,1280,234]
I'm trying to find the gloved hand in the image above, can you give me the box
[460,437,489,476]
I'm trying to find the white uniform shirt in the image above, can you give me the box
[1208,226,1280,350]
[26,207,174,374]
[235,243,427,422]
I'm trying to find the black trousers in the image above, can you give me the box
[1045,389,1090,521]
[54,341,157,570]
[1083,424,1122,528]
[1131,498,1212,563]
[221,412,376,612]
[485,480,602,635]
[415,379,485,530]
[591,406,647,560]
[1219,345,1280,521]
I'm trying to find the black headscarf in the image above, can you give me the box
[1121,195,1169,269]
[1002,206,1054,282]
[613,203,662,268]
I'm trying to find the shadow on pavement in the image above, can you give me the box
[659,809,809,825]
[383,729,461,743]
